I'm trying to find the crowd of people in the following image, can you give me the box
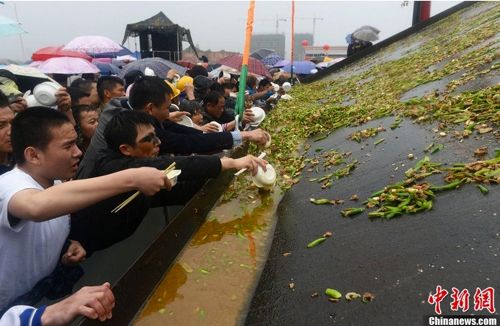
[0,60,293,324]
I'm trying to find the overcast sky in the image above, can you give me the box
[1,1,460,61]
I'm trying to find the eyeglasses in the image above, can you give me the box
[138,133,160,145]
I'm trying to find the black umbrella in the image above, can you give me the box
[250,48,276,60]
[352,25,380,42]
[119,57,187,79]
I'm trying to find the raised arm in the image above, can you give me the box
[220,155,267,175]
[8,167,170,222]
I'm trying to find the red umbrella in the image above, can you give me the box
[217,54,270,77]
[31,46,92,62]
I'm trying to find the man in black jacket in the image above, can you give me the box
[77,76,269,179]
[347,38,373,57]
[70,110,266,254]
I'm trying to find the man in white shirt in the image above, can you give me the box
[0,107,172,323]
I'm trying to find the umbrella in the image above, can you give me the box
[63,35,123,54]
[31,46,92,62]
[352,25,380,42]
[272,59,290,68]
[116,55,137,62]
[345,33,354,45]
[38,57,100,74]
[90,46,134,59]
[217,54,270,77]
[261,53,283,67]
[28,61,43,68]
[281,60,316,75]
[2,64,52,92]
[206,63,221,73]
[0,15,26,38]
[250,48,276,60]
[176,60,195,69]
[354,25,380,34]
[4,64,50,79]
[92,58,113,64]
[95,63,121,76]
[208,65,241,79]
[119,57,187,79]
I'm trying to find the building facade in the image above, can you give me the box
[250,34,286,58]
[293,33,314,61]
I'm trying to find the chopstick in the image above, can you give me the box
[111,162,176,213]
[234,152,266,176]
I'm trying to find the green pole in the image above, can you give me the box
[235,65,249,123]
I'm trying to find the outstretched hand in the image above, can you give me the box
[200,122,220,133]
[242,107,255,124]
[241,129,270,146]
[221,155,268,176]
[133,167,173,195]
[168,111,190,123]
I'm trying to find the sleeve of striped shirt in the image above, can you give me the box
[0,305,46,326]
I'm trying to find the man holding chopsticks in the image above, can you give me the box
[70,110,267,254]
[0,107,173,323]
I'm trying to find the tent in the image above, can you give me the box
[122,12,199,62]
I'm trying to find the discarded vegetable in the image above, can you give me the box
[307,237,327,248]
[325,288,342,299]
[345,292,362,301]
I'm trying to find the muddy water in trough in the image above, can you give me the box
[133,184,283,325]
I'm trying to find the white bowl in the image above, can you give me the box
[252,164,276,189]
[264,131,272,148]
[250,106,266,127]
[33,81,60,106]
[210,121,223,132]
[166,169,182,187]
[271,82,280,92]
[177,115,194,128]
[282,82,292,92]
[26,95,43,108]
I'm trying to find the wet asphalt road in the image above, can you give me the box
[245,117,499,325]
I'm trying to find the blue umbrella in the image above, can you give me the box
[281,61,316,75]
[0,15,26,38]
[261,53,283,67]
[95,63,121,76]
[119,57,187,79]
[272,59,290,68]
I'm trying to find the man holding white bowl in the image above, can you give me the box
[77,76,270,179]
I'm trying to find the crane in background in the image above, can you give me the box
[252,15,324,42]
[295,16,324,39]
[251,15,288,34]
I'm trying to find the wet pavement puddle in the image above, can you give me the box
[134,185,283,325]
